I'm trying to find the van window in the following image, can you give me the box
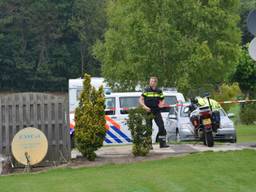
[105,97,115,115]
[120,96,140,114]
[169,106,177,115]
[161,96,177,112]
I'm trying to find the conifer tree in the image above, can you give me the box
[75,74,106,161]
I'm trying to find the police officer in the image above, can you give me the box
[191,95,221,131]
[203,96,221,131]
[139,76,169,148]
[204,98,221,110]
[195,96,221,111]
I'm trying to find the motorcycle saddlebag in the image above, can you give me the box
[212,110,220,132]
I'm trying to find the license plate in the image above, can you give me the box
[203,118,212,125]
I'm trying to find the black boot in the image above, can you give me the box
[155,132,159,143]
[159,137,169,148]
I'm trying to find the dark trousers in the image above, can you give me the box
[146,110,167,140]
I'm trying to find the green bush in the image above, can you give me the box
[75,74,106,161]
[213,83,242,112]
[240,103,256,124]
[128,107,153,156]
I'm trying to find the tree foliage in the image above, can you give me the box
[75,73,106,161]
[240,103,256,124]
[233,47,256,98]
[213,83,242,111]
[232,46,256,124]
[0,0,106,91]
[94,0,241,92]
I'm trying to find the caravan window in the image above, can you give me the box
[76,89,83,100]
[120,96,140,114]
[105,97,115,115]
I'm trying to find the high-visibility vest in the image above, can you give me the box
[196,97,221,110]
[196,97,207,106]
[203,98,221,110]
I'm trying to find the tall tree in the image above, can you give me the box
[69,0,107,77]
[94,0,241,93]
[0,0,107,91]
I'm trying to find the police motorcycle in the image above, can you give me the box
[188,94,220,147]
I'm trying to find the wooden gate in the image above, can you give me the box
[0,93,70,165]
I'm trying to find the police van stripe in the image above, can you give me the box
[110,126,131,142]
[106,130,123,143]
[105,115,121,129]
[104,137,112,144]
[105,122,122,143]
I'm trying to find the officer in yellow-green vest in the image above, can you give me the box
[139,76,169,148]
[194,95,221,131]
[195,96,221,111]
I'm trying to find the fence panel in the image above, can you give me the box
[0,93,70,166]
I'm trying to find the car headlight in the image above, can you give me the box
[180,124,193,130]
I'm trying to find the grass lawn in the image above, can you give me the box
[1,150,256,192]
[227,105,256,143]
[236,124,256,143]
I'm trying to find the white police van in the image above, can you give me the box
[69,78,185,145]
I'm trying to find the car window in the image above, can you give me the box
[119,96,140,114]
[160,96,177,113]
[219,109,226,116]
[105,97,115,115]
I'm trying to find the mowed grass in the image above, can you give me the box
[237,124,256,143]
[1,150,256,192]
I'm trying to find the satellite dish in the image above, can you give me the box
[11,127,48,166]
[247,10,256,36]
[249,37,256,61]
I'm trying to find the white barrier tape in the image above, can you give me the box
[169,99,256,107]
[219,99,256,104]
[71,99,256,113]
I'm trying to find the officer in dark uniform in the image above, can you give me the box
[139,77,169,148]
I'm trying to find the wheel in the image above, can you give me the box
[176,129,181,143]
[204,131,214,147]
[230,136,237,143]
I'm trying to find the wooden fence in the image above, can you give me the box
[0,92,70,166]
